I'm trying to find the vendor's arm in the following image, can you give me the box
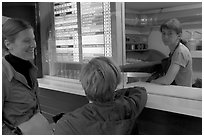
[151,63,180,85]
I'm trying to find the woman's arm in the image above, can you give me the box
[151,63,180,85]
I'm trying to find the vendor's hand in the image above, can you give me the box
[146,73,157,82]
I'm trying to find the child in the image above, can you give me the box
[53,57,147,134]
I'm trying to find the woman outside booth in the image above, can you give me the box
[2,18,52,134]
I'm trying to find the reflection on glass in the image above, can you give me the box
[48,2,112,80]
[54,2,79,63]
[81,2,112,62]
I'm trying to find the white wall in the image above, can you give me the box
[148,27,169,56]
[147,27,202,56]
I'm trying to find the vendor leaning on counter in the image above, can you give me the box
[150,18,192,87]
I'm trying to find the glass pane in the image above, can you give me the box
[47,2,113,80]
[80,2,112,62]
[54,2,79,63]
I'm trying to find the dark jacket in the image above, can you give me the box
[53,86,147,135]
[2,58,39,128]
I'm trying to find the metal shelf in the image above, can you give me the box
[191,51,202,58]
[126,49,148,52]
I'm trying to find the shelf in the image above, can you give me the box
[126,42,147,44]
[126,49,148,52]
[191,51,202,58]
[126,50,202,58]
[125,32,150,35]
[126,21,202,29]
[124,72,151,78]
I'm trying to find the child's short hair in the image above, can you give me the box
[80,57,121,103]
[160,18,182,34]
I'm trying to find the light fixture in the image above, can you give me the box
[140,14,148,25]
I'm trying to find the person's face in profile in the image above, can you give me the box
[161,28,180,48]
[8,28,36,60]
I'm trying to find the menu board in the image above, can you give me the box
[54,2,79,62]
[81,2,112,62]
[53,2,112,63]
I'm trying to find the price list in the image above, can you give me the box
[80,2,112,62]
[54,2,79,62]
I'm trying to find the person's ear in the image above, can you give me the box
[4,39,13,50]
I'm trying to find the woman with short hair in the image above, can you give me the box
[151,18,192,87]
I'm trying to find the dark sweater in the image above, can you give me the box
[5,54,33,88]
[54,86,147,135]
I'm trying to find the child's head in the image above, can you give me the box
[80,57,121,103]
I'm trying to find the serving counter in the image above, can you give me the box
[38,76,202,134]
[125,82,202,118]
[38,76,202,118]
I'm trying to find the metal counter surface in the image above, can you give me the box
[125,82,202,118]
[38,76,202,118]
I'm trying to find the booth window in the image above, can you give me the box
[45,2,112,80]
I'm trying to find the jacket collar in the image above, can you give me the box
[2,57,14,82]
[2,58,38,88]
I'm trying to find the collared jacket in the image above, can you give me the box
[2,58,39,127]
[53,86,147,135]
